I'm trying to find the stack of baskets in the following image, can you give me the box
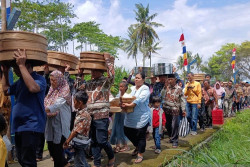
[47,51,79,70]
[69,63,91,75]
[0,31,47,66]
[79,52,108,71]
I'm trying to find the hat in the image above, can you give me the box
[146,72,157,79]
[167,74,176,78]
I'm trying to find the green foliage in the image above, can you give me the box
[12,0,76,52]
[123,3,163,67]
[72,21,123,57]
[177,51,202,81]
[111,66,129,96]
[165,109,250,166]
[122,26,139,66]
[201,42,250,81]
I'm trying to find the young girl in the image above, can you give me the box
[63,91,91,167]
[110,81,129,153]
[150,96,166,154]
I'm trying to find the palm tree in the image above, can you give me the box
[140,41,161,67]
[132,3,163,66]
[122,26,139,66]
[194,53,203,73]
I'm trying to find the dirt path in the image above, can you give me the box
[9,127,218,167]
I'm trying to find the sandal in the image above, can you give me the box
[119,146,130,152]
[135,155,143,164]
[132,149,138,156]
[113,147,120,153]
[172,143,178,148]
[106,157,115,167]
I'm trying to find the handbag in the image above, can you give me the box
[179,116,190,137]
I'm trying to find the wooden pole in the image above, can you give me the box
[1,0,7,31]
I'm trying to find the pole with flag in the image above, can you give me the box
[231,48,237,84]
[179,33,188,71]
[231,48,236,74]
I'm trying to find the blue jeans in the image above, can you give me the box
[91,118,114,166]
[74,143,89,167]
[186,103,198,132]
[153,127,161,149]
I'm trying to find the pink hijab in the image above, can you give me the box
[44,70,71,108]
[214,82,225,96]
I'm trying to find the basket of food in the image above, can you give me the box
[121,95,136,113]
[0,31,47,66]
[47,51,79,70]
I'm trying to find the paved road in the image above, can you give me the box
[9,128,217,167]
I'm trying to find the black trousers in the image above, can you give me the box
[36,134,45,159]
[47,136,68,167]
[70,111,77,131]
[165,114,179,144]
[124,123,148,153]
[15,131,44,167]
[198,99,206,129]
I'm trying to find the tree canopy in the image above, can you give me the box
[11,0,123,55]
[201,42,250,81]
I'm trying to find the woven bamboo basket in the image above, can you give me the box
[110,107,122,113]
[69,64,91,75]
[47,51,79,70]
[80,51,106,70]
[193,74,205,81]
[110,98,120,107]
[121,96,136,113]
[33,66,56,72]
[0,31,47,66]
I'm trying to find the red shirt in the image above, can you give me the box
[152,108,166,128]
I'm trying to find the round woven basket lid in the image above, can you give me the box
[0,31,48,66]
[79,61,106,71]
[33,66,56,72]
[80,51,104,60]
[47,51,79,70]
[69,64,91,75]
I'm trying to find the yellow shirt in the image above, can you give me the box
[0,135,7,167]
[184,81,202,104]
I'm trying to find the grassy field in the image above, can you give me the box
[165,109,250,167]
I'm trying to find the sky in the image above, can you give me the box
[64,0,250,70]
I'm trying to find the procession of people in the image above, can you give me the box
[0,49,249,167]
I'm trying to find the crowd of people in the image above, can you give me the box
[0,49,249,167]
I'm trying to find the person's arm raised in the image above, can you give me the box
[13,49,40,93]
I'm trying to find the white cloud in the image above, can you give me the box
[66,0,250,71]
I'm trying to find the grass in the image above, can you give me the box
[164,109,250,167]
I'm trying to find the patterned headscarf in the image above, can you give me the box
[214,82,224,96]
[44,70,72,108]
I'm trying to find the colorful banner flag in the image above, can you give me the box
[231,48,236,73]
[179,34,188,70]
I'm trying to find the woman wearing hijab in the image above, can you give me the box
[214,81,225,109]
[44,70,71,167]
